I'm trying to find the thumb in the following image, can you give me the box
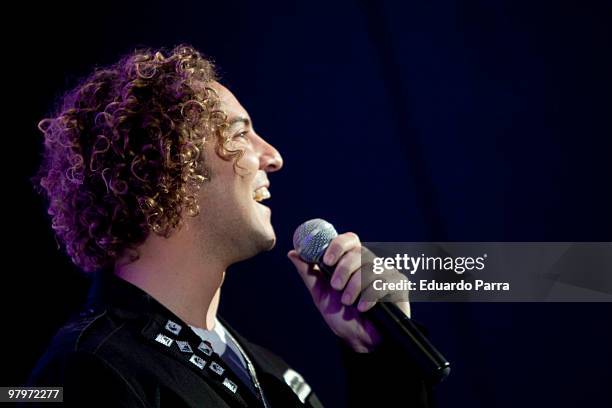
[287,250,319,292]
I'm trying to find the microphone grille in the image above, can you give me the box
[293,219,338,263]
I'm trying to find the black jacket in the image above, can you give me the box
[27,274,432,407]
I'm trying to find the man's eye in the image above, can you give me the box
[234,131,248,139]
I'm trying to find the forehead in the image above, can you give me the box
[209,82,249,120]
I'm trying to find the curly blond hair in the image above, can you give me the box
[35,45,240,272]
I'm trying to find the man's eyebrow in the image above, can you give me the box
[227,116,251,128]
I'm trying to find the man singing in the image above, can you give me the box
[29,45,431,407]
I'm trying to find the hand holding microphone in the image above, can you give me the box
[288,219,450,383]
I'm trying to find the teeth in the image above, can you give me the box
[253,186,271,202]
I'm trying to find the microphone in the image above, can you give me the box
[293,218,451,383]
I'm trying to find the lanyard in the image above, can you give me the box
[222,326,270,408]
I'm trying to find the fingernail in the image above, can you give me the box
[357,300,373,312]
[324,251,335,265]
[341,292,351,305]
[331,276,342,290]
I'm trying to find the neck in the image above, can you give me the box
[115,222,227,330]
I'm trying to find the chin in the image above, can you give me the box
[233,229,275,263]
[258,226,277,251]
[262,235,276,251]
[245,204,276,253]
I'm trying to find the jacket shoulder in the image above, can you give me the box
[27,309,150,406]
[28,308,132,385]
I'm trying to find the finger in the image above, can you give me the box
[330,247,361,290]
[323,232,360,266]
[360,246,378,265]
[341,268,361,306]
[288,250,336,307]
[288,250,320,292]
[334,244,379,297]
[395,301,411,318]
[357,279,392,312]
[357,279,409,312]
[342,265,378,306]
[358,297,411,316]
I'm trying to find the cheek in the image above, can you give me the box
[234,149,260,177]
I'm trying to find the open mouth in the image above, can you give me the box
[253,186,271,203]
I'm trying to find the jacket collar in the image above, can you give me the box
[84,271,264,408]
[86,271,174,319]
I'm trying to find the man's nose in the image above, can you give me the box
[259,137,283,173]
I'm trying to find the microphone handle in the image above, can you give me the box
[317,261,451,383]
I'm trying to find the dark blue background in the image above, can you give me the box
[5,1,611,406]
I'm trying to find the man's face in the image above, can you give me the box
[194,82,283,262]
